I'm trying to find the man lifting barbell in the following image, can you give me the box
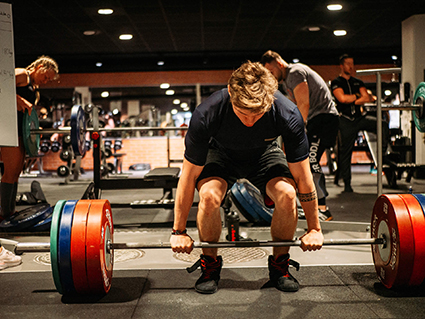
[170,61,324,294]
[0,55,58,269]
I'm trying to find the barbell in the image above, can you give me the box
[10,192,425,295]
[23,105,188,157]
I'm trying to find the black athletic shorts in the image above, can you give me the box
[196,141,293,194]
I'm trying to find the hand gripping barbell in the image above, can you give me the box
[11,193,425,295]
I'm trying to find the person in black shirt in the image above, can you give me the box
[0,56,58,270]
[170,61,324,294]
[331,54,389,192]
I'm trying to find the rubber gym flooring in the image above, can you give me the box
[1,165,425,319]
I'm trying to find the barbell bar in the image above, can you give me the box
[30,126,188,135]
[14,237,386,255]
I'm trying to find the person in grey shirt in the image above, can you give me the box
[261,50,339,221]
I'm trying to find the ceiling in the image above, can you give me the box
[6,0,425,113]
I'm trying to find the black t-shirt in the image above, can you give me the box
[331,76,366,119]
[184,88,309,166]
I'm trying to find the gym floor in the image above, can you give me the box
[1,165,425,319]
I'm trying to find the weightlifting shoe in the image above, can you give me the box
[268,254,299,292]
[192,254,223,294]
[0,246,22,270]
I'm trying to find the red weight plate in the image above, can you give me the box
[70,200,91,294]
[86,200,114,294]
[371,194,415,288]
[398,194,425,286]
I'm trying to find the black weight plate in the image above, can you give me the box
[0,203,52,232]
[28,212,52,232]
[70,105,86,156]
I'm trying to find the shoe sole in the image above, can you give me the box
[195,287,218,294]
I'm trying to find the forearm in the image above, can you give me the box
[173,181,196,231]
[298,190,321,231]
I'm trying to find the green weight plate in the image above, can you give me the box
[50,200,66,294]
[413,82,425,133]
[22,109,40,157]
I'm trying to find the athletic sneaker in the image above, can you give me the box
[191,254,222,294]
[268,254,299,292]
[0,247,22,270]
[318,208,333,221]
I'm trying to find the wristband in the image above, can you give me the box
[171,228,187,235]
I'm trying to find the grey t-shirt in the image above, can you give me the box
[283,63,338,121]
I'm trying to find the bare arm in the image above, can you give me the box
[293,81,310,123]
[15,68,33,114]
[170,158,204,253]
[288,158,323,251]
[333,86,370,106]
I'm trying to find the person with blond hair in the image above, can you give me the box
[170,61,323,294]
[0,56,58,270]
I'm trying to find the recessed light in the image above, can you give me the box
[171,109,178,115]
[157,61,165,66]
[98,8,113,15]
[96,62,102,67]
[327,4,342,11]
[333,30,347,36]
[391,55,398,61]
[308,26,321,32]
[101,91,109,98]
[119,34,133,40]
[181,102,188,108]
[166,90,175,96]
[83,30,96,36]
[160,83,170,89]
[293,58,300,63]
[384,90,392,96]
[173,99,181,105]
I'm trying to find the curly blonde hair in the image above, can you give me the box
[228,61,277,113]
[27,55,59,79]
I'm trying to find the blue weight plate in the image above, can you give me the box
[28,212,53,232]
[412,194,425,215]
[58,200,77,294]
[239,180,273,224]
[230,182,261,223]
[0,203,52,232]
[70,105,86,156]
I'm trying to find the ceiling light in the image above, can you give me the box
[157,61,165,66]
[171,109,178,115]
[98,8,113,15]
[308,26,320,32]
[384,90,392,96]
[327,4,342,11]
[119,34,133,40]
[292,58,300,63]
[101,91,109,98]
[166,90,175,96]
[96,62,102,67]
[181,102,188,108]
[173,99,181,105]
[83,30,96,36]
[183,107,190,112]
[333,30,347,36]
[391,55,398,61]
[160,83,170,89]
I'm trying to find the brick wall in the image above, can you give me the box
[40,136,185,172]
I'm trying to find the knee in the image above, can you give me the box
[199,188,223,211]
[273,183,297,207]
